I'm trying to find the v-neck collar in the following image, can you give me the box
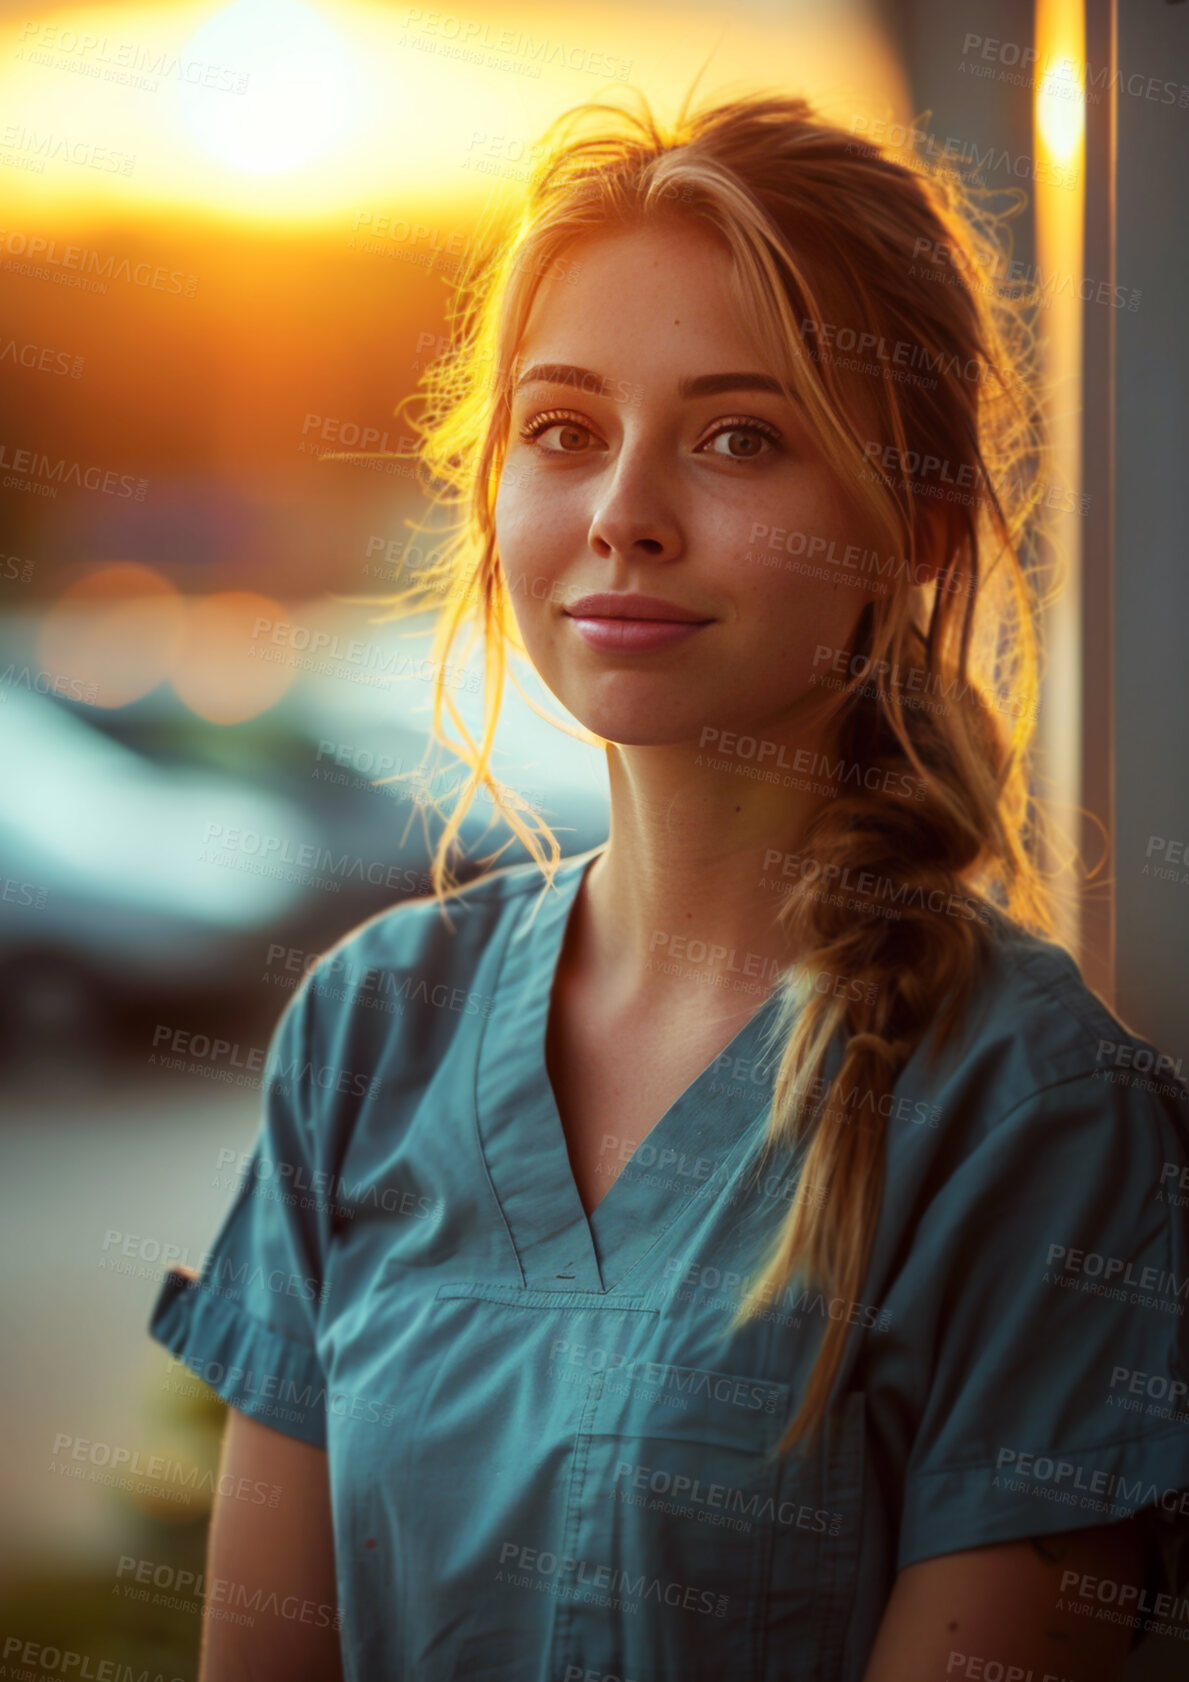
[474,847,787,1295]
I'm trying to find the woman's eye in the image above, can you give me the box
[519,412,599,454]
[700,421,782,460]
[516,412,782,460]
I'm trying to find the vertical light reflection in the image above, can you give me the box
[1034,0,1086,955]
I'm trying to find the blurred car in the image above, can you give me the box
[0,684,330,1055]
[0,622,608,1057]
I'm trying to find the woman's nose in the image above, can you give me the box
[586,452,683,563]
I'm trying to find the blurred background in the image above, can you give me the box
[2,0,1187,1675]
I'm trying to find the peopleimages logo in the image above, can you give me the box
[848,114,1078,191]
[0,333,83,377]
[958,31,1189,110]
[213,1147,441,1220]
[115,1553,341,1629]
[1,1639,184,1681]
[16,19,252,93]
[0,227,198,295]
[1058,1569,1189,1626]
[909,235,1141,316]
[995,1446,1189,1518]
[0,441,146,498]
[1108,1366,1189,1413]
[49,1432,281,1507]
[946,1656,1074,1681]
[1045,1243,1188,1315]
[610,1457,843,1536]
[810,643,1039,723]
[495,1542,727,1618]
[0,124,136,176]
[200,823,433,896]
[697,726,926,802]
[760,847,992,927]
[663,1257,889,1331]
[149,1023,381,1098]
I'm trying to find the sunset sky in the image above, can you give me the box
[0,0,908,224]
[0,0,911,730]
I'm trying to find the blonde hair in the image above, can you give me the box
[369,86,1064,1455]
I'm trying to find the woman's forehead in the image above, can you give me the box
[514,231,768,379]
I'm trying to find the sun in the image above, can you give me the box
[175,0,362,175]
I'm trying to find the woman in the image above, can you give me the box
[149,90,1189,1680]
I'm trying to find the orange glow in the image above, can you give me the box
[38,563,186,707]
[1033,0,1086,957]
[170,590,294,722]
[0,1,911,227]
[1036,47,1085,164]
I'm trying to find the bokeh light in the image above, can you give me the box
[38,563,186,708]
[170,589,294,722]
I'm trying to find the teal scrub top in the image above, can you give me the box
[149,844,1189,1681]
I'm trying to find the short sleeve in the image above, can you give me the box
[883,1070,1189,1611]
[147,978,329,1447]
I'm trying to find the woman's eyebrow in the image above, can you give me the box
[514,362,789,399]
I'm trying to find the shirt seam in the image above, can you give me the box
[467,877,535,1288]
[901,1070,1179,1493]
[970,1063,1172,1145]
[284,973,334,1342]
[300,852,591,987]
[990,925,1171,1075]
[477,848,603,902]
[608,1092,780,1295]
[906,1415,1189,1483]
[418,849,600,916]
[165,1269,324,1361]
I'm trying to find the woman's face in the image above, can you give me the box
[494,219,884,749]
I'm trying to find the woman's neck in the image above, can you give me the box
[574,735,831,1005]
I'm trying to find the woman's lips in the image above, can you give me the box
[565,616,711,652]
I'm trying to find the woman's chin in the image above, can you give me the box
[561,711,718,750]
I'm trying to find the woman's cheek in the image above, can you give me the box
[497,487,562,581]
[502,575,558,675]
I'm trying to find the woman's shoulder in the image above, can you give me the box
[868,911,1189,1418]
[260,854,574,1120]
[290,850,583,1023]
[916,902,1189,1148]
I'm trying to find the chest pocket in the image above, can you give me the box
[553,1365,866,1682]
[764,1388,866,1682]
[551,1360,789,1682]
